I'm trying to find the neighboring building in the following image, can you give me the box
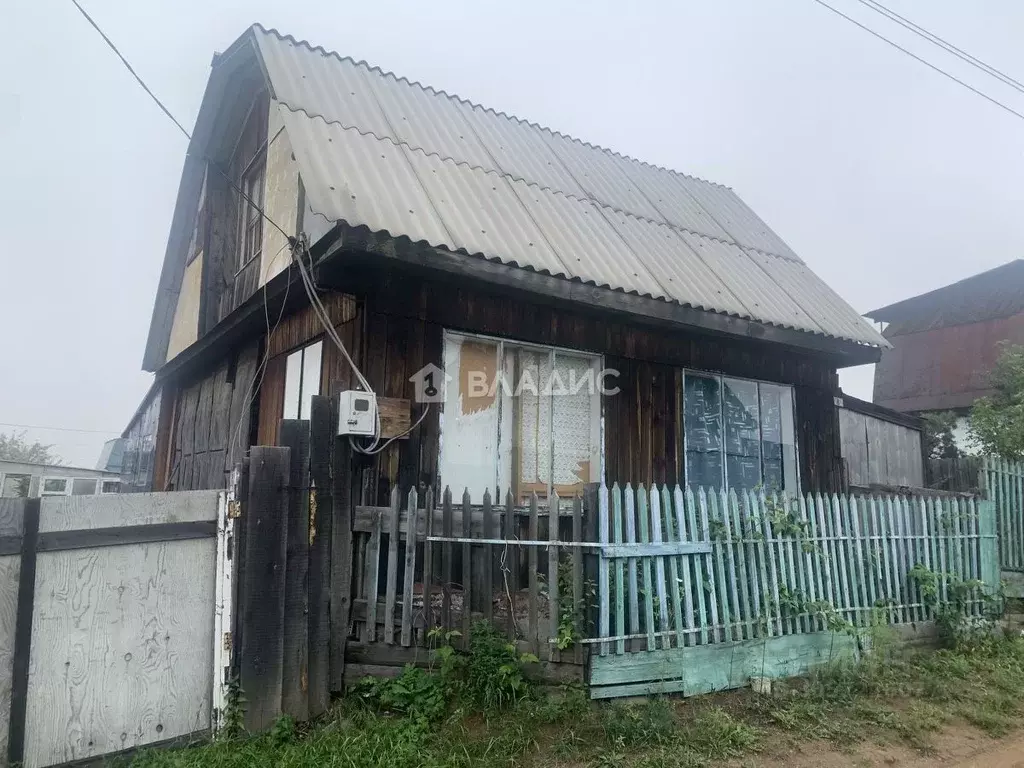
[96,437,126,474]
[0,460,121,499]
[135,24,887,500]
[868,260,1024,453]
[837,392,924,489]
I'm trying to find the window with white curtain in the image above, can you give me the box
[283,340,323,420]
[682,372,798,493]
[439,331,602,503]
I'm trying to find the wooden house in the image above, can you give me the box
[869,259,1024,452]
[133,25,887,504]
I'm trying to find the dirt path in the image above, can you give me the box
[738,723,1024,767]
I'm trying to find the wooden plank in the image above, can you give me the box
[759,492,781,637]
[377,396,412,440]
[329,436,354,691]
[481,490,494,624]
[37,491,219,533]
[239,446,289,732]
[647,486,671,650]
[401,489,419,647]
[0,551,19,764]
[572,494,584,663]
[662,485,684,648]
[848,495,869,627]
[23,505,220,763]
[548,492,560,663]
[383,486,401,644]
[5,498,37,767]
[885,495,904,624]
[307,396,333,717]
[612,484,626,654]
[830,494,852,627]
[730,490,753,639]
[709,490,732,642]
[685,488,708,645]
[799,494,820,632]
[675,486,695,647]
[442,487,454,632]
[461,489,472,648]
[279,420,310,722]
[528,493,539,655]
[363,508,382,643]
[637,486,656,650]
[597,483,610,656]
[858,496,877,623]
[589,630,859,699]
[720,490,742,641]
[506,490,520,641]
[422,487,435,641]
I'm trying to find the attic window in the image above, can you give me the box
[231,92,269,271]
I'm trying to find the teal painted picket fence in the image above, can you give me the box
[589,484,998,699]
[981,457,1024,572]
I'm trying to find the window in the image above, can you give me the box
[101,480,121,494]
[283,340,323,420]
[41,477,69,496]
[439,332,603,503]
[1,473,30,498]
[231,93,268,271]
[71,478,98,496]
[682,372,798,493]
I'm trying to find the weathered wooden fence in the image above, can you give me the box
[589,485,999,699]
[347,486,593,682]
[1,492,224,768]
[981,457,1024,574]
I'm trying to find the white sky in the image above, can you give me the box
[2,0,1022,467]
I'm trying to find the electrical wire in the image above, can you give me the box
[853,0,1024,95]
[70,0,397,455]
[0,422,121,435]
[810,0,1024,122]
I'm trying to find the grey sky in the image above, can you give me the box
[2,0,1022,467]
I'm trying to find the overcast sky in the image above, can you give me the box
[2,0,1022,467]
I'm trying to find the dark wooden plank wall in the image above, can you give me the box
[166,343,259,491]
[306,270,844,500]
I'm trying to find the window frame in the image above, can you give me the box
[230,92,269,275]
[439,329,605,502]
[680,369,800,494]
[282,339,324,421]
[40,476,71,496]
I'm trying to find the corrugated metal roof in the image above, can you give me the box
[255,25,887,348]
[867,259,1024,333]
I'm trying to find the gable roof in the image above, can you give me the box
[866,259,1024,333]
[144,25,887,370]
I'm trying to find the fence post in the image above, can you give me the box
[238,446,290,733]
[307,396,334,716]
[279,421,310,722]
[330,431,355,691]
[6,498,38,768]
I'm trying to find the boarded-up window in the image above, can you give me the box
[439,331,602,503]
[683,373,798,492]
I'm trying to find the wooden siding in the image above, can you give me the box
[249,270,844,501]
[839,407,924,488]
[167,344,259,491]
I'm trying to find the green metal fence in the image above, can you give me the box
[981,457,1024,572]
[589,484,999,699]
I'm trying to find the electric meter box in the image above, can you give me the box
[337,390,377,436]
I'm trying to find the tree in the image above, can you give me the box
[0,430,62,465]
[970,343,1024,460]
[921,411,960,460]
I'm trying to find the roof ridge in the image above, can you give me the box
[252,23,733,192]
[277,104,798,260]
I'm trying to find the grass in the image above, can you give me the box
[129,634,1024,768]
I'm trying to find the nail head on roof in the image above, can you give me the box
[329,186,335,191]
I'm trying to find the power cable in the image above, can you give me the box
[854,0,1024,95]
[0,422,120,435]
[70,0,380,450]
[810,0,1024,121]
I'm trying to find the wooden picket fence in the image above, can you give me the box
[346,486,595,681]
[589,484,999,699]
[981,457,1024,572]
